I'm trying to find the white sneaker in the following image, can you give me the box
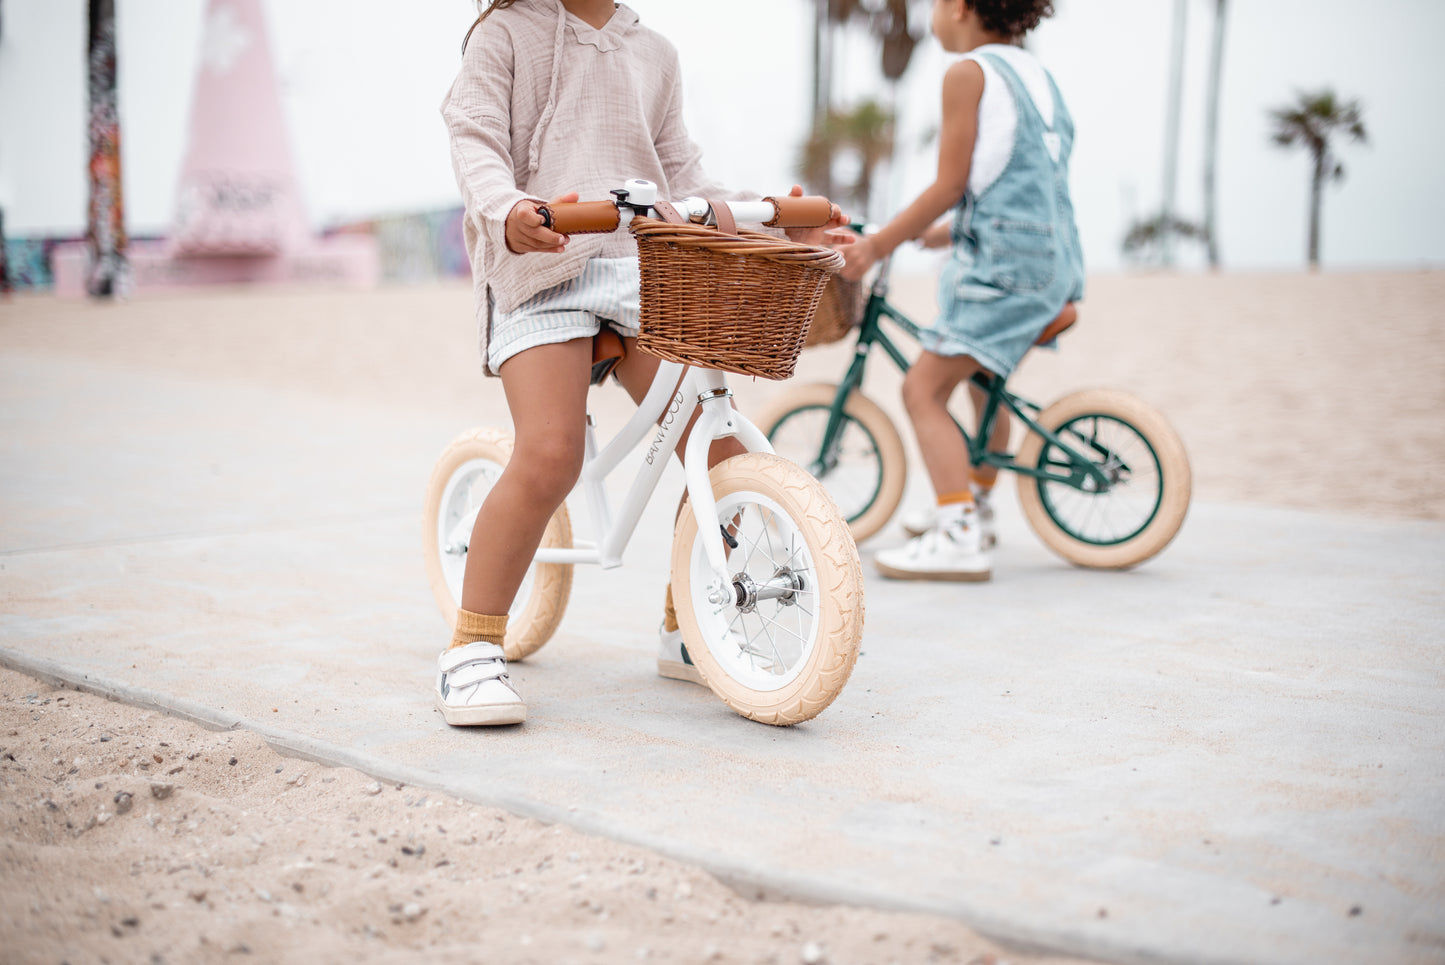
[658,625,706,686]
[975,489,996,548]
[901,492,997,548]
[899,505,937,538]
[435,642,526,726]
[876,514,993,582]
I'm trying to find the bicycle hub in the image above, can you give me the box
[728,568,804,613]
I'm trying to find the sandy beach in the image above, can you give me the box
[1,269,1441,963]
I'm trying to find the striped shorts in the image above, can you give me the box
[487,257,641,374]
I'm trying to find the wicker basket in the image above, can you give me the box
[804,274,866,347]
[631,217,844,380]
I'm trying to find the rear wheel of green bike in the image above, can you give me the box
[1015,389,1191,569]
[753,382,907,543]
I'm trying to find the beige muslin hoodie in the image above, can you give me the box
[440,0,737,371]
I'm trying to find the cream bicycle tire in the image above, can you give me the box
[670,453,864,725]
[422,427,573,661]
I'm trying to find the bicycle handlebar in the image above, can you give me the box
[538,180,835,236]
[543,200,622,235]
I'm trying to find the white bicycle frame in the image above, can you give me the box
[440,361,770,591]
[534,361,772,584]
[443,178,826,592]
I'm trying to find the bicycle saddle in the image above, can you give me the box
[1034,303,1078,345]
[591,327,627,385]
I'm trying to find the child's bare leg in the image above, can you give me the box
[901,350,980,500]
[966,381,1010,490]
[459,339,593,617]
[875,350,993,580]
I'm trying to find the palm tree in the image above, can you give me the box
[800,101,896,215]
[86,0,128,297]
[876,0,919,82]
[1159,0,1188,266]
[1201,0,1228,268]
[807,0,850,198]
[1269,89,1367,269]
[1122,213,1207,268]
[805,0,923,203]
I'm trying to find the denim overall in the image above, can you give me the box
[926,51,1085,377]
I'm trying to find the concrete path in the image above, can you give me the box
[2,315,1443,965]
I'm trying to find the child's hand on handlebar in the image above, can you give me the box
[839,235,880,282]
[506,192,578,254]
[781,185,854,247]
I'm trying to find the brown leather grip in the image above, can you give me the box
[540,200,620,235]
[762,195,832,228]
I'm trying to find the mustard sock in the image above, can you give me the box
[662,584,679,633]
[451,608,507,650]
[936,489,976,530]
[936,489,975,507]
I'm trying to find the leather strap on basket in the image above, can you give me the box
[650,200,686,225]
[707,199,737,236]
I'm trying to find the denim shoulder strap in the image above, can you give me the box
[974,50,1053,134]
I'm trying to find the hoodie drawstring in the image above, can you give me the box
[526,0,568,182]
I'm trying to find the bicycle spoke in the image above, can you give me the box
[768,406,883,523]
[752,610,806,674]
[1039,413,1163,546]
[708,494,821,680]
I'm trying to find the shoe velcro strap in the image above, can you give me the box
[439,641,506,673]
[446,661,511,689]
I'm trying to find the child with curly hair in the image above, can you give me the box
[840,0,1083,582]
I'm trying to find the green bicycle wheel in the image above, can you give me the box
[753,382,907,543]
[1015,388,1191,569]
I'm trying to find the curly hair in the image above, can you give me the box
[462,0,520,53]
[966,0,1056,39]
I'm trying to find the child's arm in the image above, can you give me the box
[443,25,569,257]
[839,58,984,280]
[917,220,952,248]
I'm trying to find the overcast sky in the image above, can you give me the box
[2,0,1441,273]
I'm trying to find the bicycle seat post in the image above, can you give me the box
[871,251,895,300]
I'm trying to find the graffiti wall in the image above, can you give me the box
[8,210,468,293]
[5,239,68,291]
[339,208,469,284]
[86,0,129,296]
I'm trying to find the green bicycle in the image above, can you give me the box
[753,237,1192,570]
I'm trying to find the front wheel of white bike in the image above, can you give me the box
[671,453,865,725]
